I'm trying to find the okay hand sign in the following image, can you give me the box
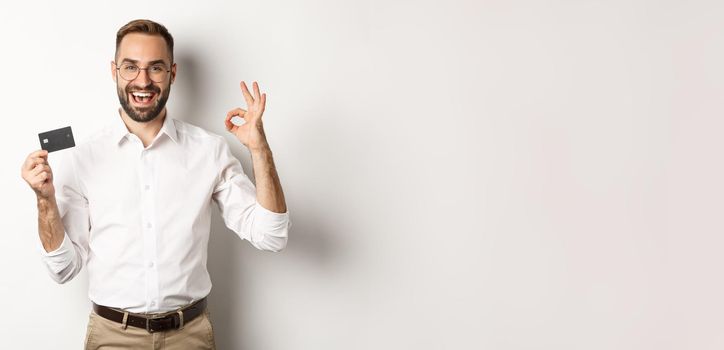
[225,81,269,151]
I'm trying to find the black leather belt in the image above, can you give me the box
[92,297,207,333]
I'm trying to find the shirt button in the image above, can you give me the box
[146,222,152,229]
[148,261,155,268]
[150,300,156,307]
[144,185,150,191]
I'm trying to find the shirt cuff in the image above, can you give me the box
[38,233,74,274]
[254,202,291,233]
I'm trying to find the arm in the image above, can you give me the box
[225,81,287,213]
[249,147,286,213]
[216,81,289,252]
[37,196,65,253]
[21,150,65,252]
[21,150,89,283]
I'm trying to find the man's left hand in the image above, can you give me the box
[225,81,269,151]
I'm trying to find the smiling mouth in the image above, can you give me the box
[129,91,157,106]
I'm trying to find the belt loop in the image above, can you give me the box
[176,310,184,330]
[121,311,129,330]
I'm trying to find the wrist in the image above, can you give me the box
[36,194,57,210]
[36,194,54,204]
[248,142,271,155]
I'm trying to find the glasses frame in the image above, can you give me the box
[115,62,172,83]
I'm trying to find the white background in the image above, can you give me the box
[1,0,723,349]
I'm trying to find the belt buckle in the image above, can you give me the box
[145,314,179,333]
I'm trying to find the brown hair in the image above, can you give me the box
[116,19,174,63]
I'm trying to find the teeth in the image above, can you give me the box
[132,92,153,97]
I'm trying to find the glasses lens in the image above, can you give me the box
[119,64,139,81]
[148,65,168,82]
[118,64,168,82]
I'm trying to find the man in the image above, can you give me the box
[20,19,289,349]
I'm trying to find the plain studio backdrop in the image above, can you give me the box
[1,0,723,349]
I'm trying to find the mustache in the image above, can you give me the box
[125,84,160,94]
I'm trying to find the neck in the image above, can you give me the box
[119,108,167,148]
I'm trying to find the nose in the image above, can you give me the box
[134,67,152,85]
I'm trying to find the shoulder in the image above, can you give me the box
[173,119,226,144]
[172,119,233,160]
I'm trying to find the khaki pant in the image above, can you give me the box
[84,309,216,350]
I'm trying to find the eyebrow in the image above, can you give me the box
[120,58,169,66]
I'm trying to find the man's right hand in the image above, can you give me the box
[21,150,55,199]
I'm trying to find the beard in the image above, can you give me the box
[117,82,171,123]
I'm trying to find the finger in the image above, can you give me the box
[224,113,234,131]
[24,151,48,170]
[252,81,261,102]
[34,150,49,163]
[29,164,42,177]
[28,149,48,159]
[240,81,254,106]
[30,170,49,187]
[226,108,247,121]
[32,157,47,166]
[24,157,43,171]
[30,164,50,177]
[225,117,237,132]
[260,93,266,112]
[37,171,49,183]
[225,108,247,131]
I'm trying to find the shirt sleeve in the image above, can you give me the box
[38,150,90,284]
[212,138,290,252]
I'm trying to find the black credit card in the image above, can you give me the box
[39,126,75,153]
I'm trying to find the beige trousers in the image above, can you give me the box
[83,309,216,350]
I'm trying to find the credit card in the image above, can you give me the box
[38,126,75,153]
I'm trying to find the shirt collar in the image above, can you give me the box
[158,112,179,144]
[112,109,179,146]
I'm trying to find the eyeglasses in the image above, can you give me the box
[115,62,171,82]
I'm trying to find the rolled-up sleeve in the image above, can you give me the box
[211,138,290,252]
[38,150,90,284]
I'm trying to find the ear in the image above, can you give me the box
[111,60,117,83]
[170,62,177,85]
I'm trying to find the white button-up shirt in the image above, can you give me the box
[38,113,290,313]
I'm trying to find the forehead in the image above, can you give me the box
[117,33,171,64]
